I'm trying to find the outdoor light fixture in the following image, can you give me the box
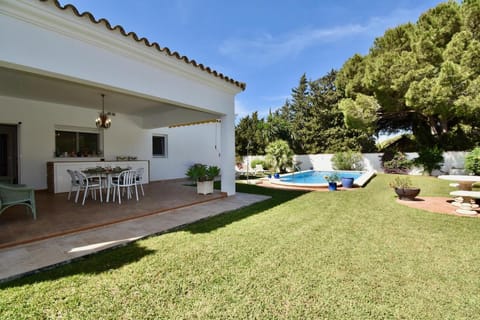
[95,94,111,129]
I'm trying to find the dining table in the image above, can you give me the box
[82,167,130,203]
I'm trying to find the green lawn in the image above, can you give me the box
[1,174,480,319]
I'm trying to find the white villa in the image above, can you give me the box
[0,0,245,195]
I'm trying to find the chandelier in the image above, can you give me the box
[96,94,111,129]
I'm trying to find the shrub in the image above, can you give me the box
[265,140,294,173]
[413,146,444,175]
[250,159,267,170]
[331,151,364,170]
[186,164,220,182]
[389,176,413,188]
[381,151,412,174]
[465,147,480,175]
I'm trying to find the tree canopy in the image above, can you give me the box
[336,0,480,150]
[235,70,376,156]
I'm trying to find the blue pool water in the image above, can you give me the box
[276,170,363,186]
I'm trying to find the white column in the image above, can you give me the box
[220,112,235,196]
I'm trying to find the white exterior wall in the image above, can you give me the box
[1,95,222,189]
[151,123,222,180]
[0,0,241,195]
[243,152,468,175]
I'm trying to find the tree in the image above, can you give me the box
[336,0,480,150]
[284,73,310,153]
[264,140,294,173]
[278,70,376,153]
[235,112,266,156]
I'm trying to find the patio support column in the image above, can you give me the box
[220,112,235,196]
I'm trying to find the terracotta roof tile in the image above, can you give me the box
[39,0,246,91]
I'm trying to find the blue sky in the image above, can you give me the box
[59,0,446,120]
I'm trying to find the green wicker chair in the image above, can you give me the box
[0,176,14,184]
[0,184,36,220]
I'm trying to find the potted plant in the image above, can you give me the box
[389,176,420,201]
[186,164,221,195]
[324,173,340,191]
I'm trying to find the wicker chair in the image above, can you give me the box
[0,184,37,220]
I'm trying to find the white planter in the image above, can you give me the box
[197,180,214,195]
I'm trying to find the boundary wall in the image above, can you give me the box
[242,152,468,176]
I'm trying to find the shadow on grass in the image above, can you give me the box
[1,183,306,287]
[0,242,156,289]
[186,182,309,234]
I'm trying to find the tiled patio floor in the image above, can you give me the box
[0,180,226,249]
[0,181,270,282]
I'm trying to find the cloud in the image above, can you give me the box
[219,7,424,65]
[220,24,366,65]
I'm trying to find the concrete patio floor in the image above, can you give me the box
[0,181,270,282]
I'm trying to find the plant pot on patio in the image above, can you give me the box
[196,180,214,195]
[185,163,220,195]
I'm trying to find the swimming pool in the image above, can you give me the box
[270,170,376,188]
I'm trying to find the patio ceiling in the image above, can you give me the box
[0,66,219,125]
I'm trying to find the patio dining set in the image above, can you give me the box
[67,166,145,206]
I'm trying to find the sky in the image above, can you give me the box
[59,0,447,121]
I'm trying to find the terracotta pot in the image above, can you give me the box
[394,187,420,200]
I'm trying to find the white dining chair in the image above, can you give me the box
[111,170,138,204]
[74,170,103,205]
[66,169,80,200]
[135,167,145,196]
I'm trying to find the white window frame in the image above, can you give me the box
[152,134,167,158]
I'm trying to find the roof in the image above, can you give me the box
[39,0,246,91]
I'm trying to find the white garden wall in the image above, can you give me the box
[242,151,468,175]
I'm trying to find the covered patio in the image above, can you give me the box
[0,180,227,249]
[1,0,245,196]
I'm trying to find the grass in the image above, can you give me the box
[1,174,480,319]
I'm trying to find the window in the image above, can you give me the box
[152,134,167,157]
[55,128,102,157]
